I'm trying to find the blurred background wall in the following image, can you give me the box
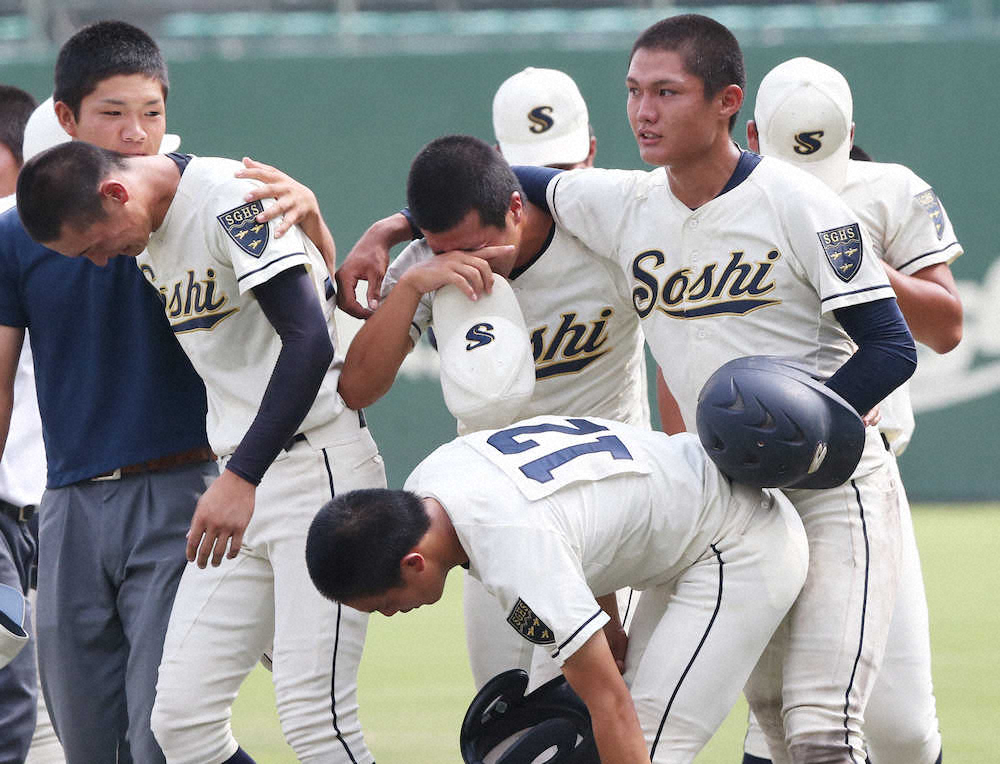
[2,0,997,499]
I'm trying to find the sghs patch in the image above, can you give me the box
[914,188,945,240]
[217,201,269,258]
[506,598,555,645]
[818,223,863,282]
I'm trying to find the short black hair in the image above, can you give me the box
[631,14,746,131]
[305,489,431,603]
[54,20,168,118]
[16,141,126,244]
[406,134,520,233]
[0,85,38,166]
[849,144,873,162]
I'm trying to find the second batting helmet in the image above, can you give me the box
[696,355,865,489]
[460,669,599,764]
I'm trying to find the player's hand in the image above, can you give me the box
[336,236,391,319]
[186,469,256,568]
[237,156,319,239]
[862,404,881,428]
[398,246,514,302]
[602,620,629,674]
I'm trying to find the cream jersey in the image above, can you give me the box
[137,157,343,457]
[404,415,753,666]
[545,156,896,432]
[382,231,650,435]
[840,159,963,454]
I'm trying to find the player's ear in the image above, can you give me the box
[850,123,856,145]
[400,551,426,574]
[99,179,130,205]
[718,84,744,122]
[509,191,523,225]
[747,120,760,152]
[54,101,78,138]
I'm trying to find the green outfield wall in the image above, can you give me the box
[3,34,997,500]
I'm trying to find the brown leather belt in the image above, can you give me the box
[89,445,217,482]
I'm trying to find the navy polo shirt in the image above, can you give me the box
[0,207,209,488]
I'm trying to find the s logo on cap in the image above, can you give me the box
[527,106,554,134]
[793,130,825,155]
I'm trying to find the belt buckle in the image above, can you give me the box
[18,505,34,523]
[91,468,122,482]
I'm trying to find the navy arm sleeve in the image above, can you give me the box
[511,165,562,212]
[827,297,917,415]
[225,265,334,485]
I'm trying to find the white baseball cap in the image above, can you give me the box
[22,96,181,162]
[492,67,590,168]
[754,57,853,192]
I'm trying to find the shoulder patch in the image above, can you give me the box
[506,598,555,645]
[817,223,863,282]
[217,201,269,258]
[914,188,945,240]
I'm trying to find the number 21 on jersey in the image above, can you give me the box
[465,416,652,500]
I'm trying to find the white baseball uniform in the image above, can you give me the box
[545,156,904,763]
[745,160,962,764]
[382,230,649,688]
[141,157,386,764]
[405,415,808,762]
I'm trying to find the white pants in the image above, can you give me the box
[625,487,807,763]
[744,455,940,764]
[151,417,386,764]
[745,439,902,764]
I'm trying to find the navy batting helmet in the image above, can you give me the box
[695,355,865,489]
[460,669,598,764]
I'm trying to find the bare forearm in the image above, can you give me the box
[885,263,962,353]
[338,283,422,408]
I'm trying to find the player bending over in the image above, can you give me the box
[306,414,810,764]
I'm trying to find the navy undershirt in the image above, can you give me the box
[225,265,334,485]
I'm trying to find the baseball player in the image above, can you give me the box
[338,130,650,689]
[508,15,918,763]
[16,141,386,764]
[335,66,600,321]
[0,22,345,763]
[739,57,963,764]
[306,414,810,764]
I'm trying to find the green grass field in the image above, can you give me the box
[232,503,1000,762]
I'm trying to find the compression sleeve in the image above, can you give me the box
[511,165,562,212]
[827,298,917,415]
[225,265,334,485]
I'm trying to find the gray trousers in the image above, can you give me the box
[35,460,217,764]
[0,510,36,764]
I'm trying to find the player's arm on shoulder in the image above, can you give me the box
[336,212,415,319]
[236,157,337,274]
[561,630,650,764]
[882,261,962,353]
[0,325,24,458]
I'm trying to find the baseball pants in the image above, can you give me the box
[0,508,36,764]
[152,414,386,764]
[35,460,217,764]
[624,486,808,763]
[743,454,942,764]
[24,589,65,764]
[744,433,903,764]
